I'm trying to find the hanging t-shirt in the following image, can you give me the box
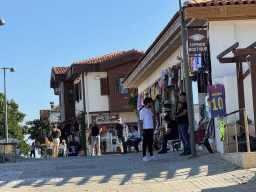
[139,108,154,129]
[208,84,226,117]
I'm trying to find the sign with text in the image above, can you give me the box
[188,30,208,54]
[91,114,119,123]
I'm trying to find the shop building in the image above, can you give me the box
[50,49,144,153]
[123,0,256,154]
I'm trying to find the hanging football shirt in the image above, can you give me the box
[195,53,202,70]
[208,84,226,117]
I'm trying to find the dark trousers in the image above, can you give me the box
[123,138,141,153]
[30,150,35,158]
[161,133,179,151]
[143,129,153,157]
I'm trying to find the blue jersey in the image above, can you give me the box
[208,84,226,117]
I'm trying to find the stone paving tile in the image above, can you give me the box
[0,150,255,191]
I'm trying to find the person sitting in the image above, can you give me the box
[59,140,67,157]
[123,126,141,154]
[158,115,179,154]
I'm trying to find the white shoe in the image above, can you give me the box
[97,153,102,156]
[149,156,158,161]
[92,153,95,156]
[142,156,150,162]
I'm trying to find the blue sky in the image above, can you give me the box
[0,0,197,127]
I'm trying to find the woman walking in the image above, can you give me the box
[51,124,61,157]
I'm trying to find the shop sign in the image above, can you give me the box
[188,30,208,54]
[91,114,119,123]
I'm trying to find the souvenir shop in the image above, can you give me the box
[136,29,220,151]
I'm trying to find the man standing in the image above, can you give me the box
[115,118,126,153]
[29,142,37,158]
[172,92,191,156]
[140,98,157,162]
[158,115,179,154]
[89,118,102,156]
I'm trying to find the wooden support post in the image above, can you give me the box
[250,54,256,136]
[236,60,245,132]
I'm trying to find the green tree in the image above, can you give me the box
[26,119,46,144]
[78,112,87,155]
[125,93,138,113]
[16,140,30,156]
[0,93,27,140]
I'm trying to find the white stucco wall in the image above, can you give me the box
[209,19,256,153]
[84,72,109,112]
[50,111,60,123]
[74,74,84,116]
[138,47,183,94]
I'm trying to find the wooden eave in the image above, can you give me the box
[66,63,101,81]
[185,4,256,21]
[123,17,207,89]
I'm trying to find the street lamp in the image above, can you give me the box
[1,67,16,143]
[0,18,5,26]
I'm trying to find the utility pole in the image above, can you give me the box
[179,0,196,157]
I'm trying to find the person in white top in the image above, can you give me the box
[139,98,158,162]
[122,126,141,154]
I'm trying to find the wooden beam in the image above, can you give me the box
[219,57,246,63]
[247,42,256,49]
[217,42,239,59]
[236,60,245,132]
[186,4,256,21]
[243,69,251,81]
[249,54,256,135]
[233,48,256,56]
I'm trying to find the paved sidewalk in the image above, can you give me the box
[0,150,256,191]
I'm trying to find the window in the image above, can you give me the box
[119,78,128,94]
[68,88,73,104]
[100,78,108,95]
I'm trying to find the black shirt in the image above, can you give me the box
[52,130,60,138]
[115,124,124,138]
[168,120,178,134]
[90,124,100,136]
[176,102,189,124]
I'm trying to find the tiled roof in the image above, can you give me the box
[40,110,49,119]
[185,0,256,7]
[52,67,69,74]
[50,105,60,111]
[73,49,144,65]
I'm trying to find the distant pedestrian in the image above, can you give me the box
[158,115,179,154]
[51,124,61,157]
[140,98,157,162]
[115,118,126,153]
[172,92,191,156]
[89,118,102,156]
[29,142,37,158]
[123,125,141,154]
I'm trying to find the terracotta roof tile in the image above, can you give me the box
[73,49,144,65]
[52,67,69,74]
[40,110,49,119]
[185,0,255,7]
[50,105,60,111]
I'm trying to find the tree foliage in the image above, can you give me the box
[16,140,30,156]
[26,119,42,141]
[0,93,27,140]
[125,93,138,113]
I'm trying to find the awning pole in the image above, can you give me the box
[179,0,196,157]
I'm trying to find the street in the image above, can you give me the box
[0,150,256,192]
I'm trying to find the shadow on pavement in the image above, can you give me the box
[0,150,255,191]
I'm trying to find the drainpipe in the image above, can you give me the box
[82,71,90,127]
